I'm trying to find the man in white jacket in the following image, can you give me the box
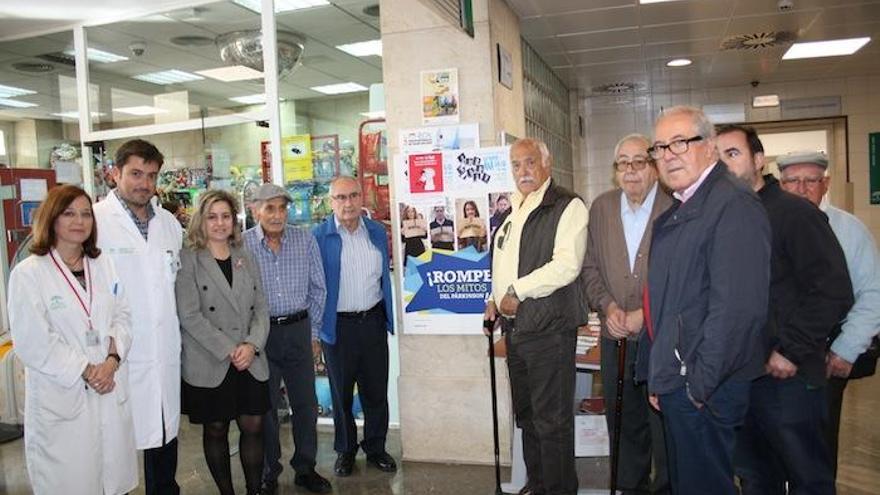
[94,139,184,495]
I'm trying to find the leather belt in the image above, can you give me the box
[270,309,308,326]
[337,302,383,319]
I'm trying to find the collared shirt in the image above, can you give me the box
[491,178,588,305]
[823,203,880,362]
[115,189,155,240]
[621,182,658,271]
[673,161,718,203]
[334,217,383,312]
[243,224,326,338]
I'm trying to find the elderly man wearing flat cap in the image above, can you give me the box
[778,151,880,478]
[243,184,331,495]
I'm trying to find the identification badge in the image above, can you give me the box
[86,329,100,347]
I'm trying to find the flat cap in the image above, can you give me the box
[776,150,829,171]
[252,183,292,202]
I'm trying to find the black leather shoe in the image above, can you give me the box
[366,451,398,472]
[294,469,332,494]
[334,452,356,476]
[517,483,544,495]
[259,479,277,495]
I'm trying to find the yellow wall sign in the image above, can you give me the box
[282,135,313,182]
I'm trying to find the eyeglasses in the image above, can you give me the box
[330,191,361,202]
[780,176,825,188]
[614,157,651,172]
[648,135,704,160]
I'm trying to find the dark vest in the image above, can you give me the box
[514,180,586,334]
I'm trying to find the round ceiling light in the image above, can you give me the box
[215,30,305,79]
[667,58,692,67]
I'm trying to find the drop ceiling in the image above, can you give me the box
[506,0,880,96]
[0,0,381,122]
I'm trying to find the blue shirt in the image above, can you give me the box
[114,189,155,240]
[620,182,658,272]
[334,217,383,312]
[824,204,880,362]
[243,224,326,338]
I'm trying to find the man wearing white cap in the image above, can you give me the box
[778,151,880,477]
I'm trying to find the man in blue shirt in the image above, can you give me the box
[243,184,330,495]
[313,176,396,477]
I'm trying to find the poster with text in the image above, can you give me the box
[421,68,459,125]
[408,152,444,193]
[393,146,512,335]
[282,134,313,183]
[400,124,479,152]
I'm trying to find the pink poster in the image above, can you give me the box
[409,152,444,193]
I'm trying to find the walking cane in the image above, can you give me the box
[485,318,507,495]
[609,337,628,495]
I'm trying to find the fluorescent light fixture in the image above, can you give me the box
[640,0,683,3]
[311,82,368,95]
[230,94,266,105]
[782,37,871,60]
[359,110,386,119]
[337,40,382,57]
[0,83,36,98]
[51,111,106,119]
[666,58,692,67]
[132,69,204,85]
[196,65,264,82]
[64,47,128,63]
[233,0,329,13]
[752,95,780,108]
[0,98,38,108]
[113,106,169,116]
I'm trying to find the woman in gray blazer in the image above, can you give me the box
[175,189,270,495]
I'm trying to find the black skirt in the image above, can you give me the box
[182,365,270,424]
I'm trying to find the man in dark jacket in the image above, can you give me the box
[717,125,853,494]
[636,106,771,495]
[484,138,588,495]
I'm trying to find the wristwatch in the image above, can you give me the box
[506,284,519,300]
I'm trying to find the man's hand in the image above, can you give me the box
[499,293,520,317]
[766,350,798,380]
[484,301,498,336]
[231,343,256,371]
[605,302,628,340]
[649,394,660,411]
[312,340,323,362]
[625,309,644,337]
[826,351,853,379]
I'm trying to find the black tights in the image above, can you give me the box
[203,414,264,495]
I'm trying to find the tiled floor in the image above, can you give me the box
[1,371,877,494]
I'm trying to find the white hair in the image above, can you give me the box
[657,105,716,139]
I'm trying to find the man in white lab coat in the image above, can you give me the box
[94,139,184,495]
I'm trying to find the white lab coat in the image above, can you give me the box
[94,191,183,449]
[8,250,137,495]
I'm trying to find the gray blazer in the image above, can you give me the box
[582,184,672,340]
[176,245,269,388]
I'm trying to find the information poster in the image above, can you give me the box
[870,132,880,205]
[421,68,459,125]
[394,144,514,335]
[282,134,313,183]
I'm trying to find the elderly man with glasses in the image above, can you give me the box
[634,106,772,495]
[582,133,672,494]
[778,151,880,479]
[312,176,397,478]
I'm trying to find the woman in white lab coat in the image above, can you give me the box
[8,184,137,495]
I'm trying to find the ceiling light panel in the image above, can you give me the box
[337,40,382,57]
[132,70,204,85]
[752,95,780,108]
[196,66,264,82]
[233,0,329,13]
[311,82,368,95]
[114,106,169,116]
[0,98,38,108]
[51,111,106,119]
[229,94,266,104]
[65,47,128,63]
[666,58,692,67]
[782,37,871,60]
[0,84,36,98]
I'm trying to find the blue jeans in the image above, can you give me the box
[736,375,835,495]
[658,379,751,495]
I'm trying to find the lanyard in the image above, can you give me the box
[49,250,94,330]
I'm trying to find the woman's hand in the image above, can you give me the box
[231,343,256,371]
[88,359,118,395]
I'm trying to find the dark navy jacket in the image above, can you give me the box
[312,215,394,345]
[635,162,771,403]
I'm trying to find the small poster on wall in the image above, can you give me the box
[421,68,460,125]
[409,152,444,193]
[282,134,313,182]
